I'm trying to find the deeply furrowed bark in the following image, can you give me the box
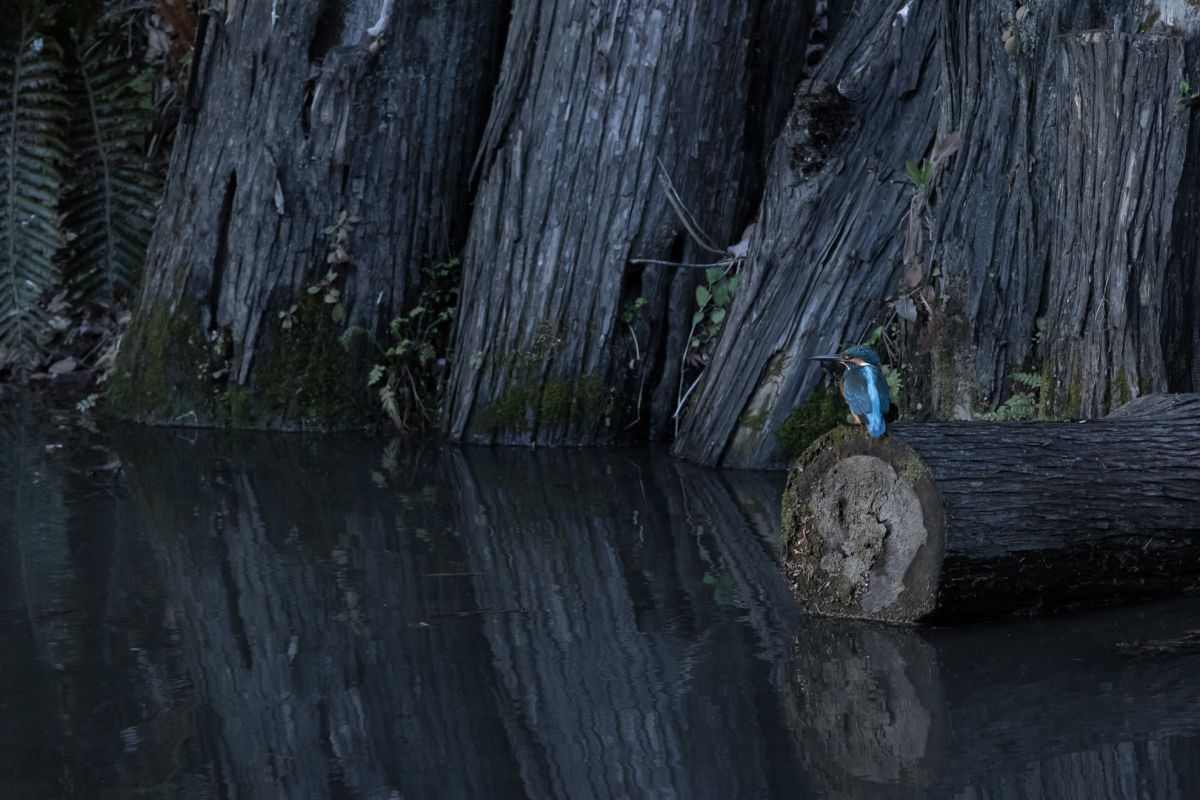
[444,0,815,446]
[933,2,1196,419]
[108,1,506,429]
[672,0,940,467]
[1042,31,1188,415]
[676,0,1200,468]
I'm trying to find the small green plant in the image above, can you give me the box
[689,267,740,352]
[904,159,935,194]
[359,257,460,431]
[1177,79,1199,109]
[884,366,903,410]
[278,304,299,330]
[307,210,357,323]
[621,296,647,324]
[976,371,1042,421]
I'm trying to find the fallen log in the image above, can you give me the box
[781,394,1200,623]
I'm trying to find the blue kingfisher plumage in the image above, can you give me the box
[810,344,891,437]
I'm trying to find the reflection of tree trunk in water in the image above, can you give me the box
[787,605,1200,799]
[0,412,197,796]
[118,431,521,799]
[667,461,798,697]
[449,448,809,798]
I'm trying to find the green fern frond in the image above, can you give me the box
[62,23,158,302]
[1010,371,1043,389]
[0,2,68,370]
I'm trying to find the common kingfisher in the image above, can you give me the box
[810,344,890,437]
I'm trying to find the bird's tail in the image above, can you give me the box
[866,414,886,438]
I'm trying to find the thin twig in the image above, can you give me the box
[624,322,646,430]
[630,257,735,270]
[674,371,704,422]
[656,157,727,256]
[674,314,701,436]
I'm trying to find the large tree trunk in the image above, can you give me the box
[443,0,813,445]
[108,2,506,428]
[1041,31,1188,415]
[671,0,940,467]
[933,3,1195,419]
[781,395,1200,623]
[674,0,1200,468]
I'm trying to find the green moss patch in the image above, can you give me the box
[254,294,366,429]
[484,373,611,437]
[776,382,847,460]
[107,299,212,423]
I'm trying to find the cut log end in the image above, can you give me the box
[782,428,945,623]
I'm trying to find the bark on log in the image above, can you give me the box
[781,394,1200,623]
[444,0,815,445]
[109,2,506,428]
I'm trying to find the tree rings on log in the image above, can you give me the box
[782,427,946,623]
[781,396,1200,623]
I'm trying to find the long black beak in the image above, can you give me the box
[809,353,845,362]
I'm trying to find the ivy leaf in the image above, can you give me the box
[692,309,705,326]
[695,285,711,306]
[710,307,727,325]
[330,302,346,323]
[705,267,725,284]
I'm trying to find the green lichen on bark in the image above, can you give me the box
[107,293,367,430]
[484,386,532,434]
[253,295,366,429]
[106,299,212,423]
[485,373,611,437]
[1114,368,1132,408]
[1065,371,1083,417]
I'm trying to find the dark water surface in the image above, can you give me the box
[3,410,1200,799]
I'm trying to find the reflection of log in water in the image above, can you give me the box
[787,603,1200,799]
[449,448,808,799]
[119,429,522,799]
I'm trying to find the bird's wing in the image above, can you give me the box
[841,369,875,418]
[844,366,889,418]
[873,366,890,414]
